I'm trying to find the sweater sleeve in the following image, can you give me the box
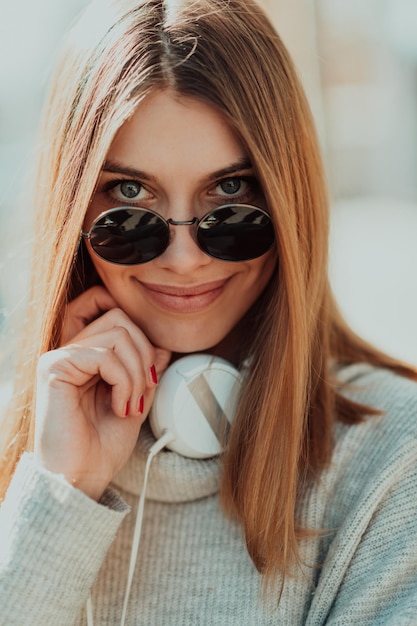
[307,437,417,626]
[0,453,129,626]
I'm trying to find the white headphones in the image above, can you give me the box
[149,353,243,459]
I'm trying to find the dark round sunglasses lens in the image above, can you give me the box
[197,205,274,261]
[89,208,169,264]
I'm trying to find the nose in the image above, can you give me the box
[155,218,212,273]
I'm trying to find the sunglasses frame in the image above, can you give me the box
[81,203,275,265]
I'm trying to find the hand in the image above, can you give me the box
[34,286,172,501]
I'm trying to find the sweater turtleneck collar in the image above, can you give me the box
[111,364,370,505]
[111,421,221,503]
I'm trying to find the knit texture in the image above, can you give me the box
[1,364,417,625]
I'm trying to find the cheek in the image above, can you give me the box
[246,253,277,294]
[89,254,128,296]
[215,254,276,329]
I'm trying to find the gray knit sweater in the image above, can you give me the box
[1,364,417,625]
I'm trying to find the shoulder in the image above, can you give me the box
[301,364,417,551]
[306,366,417,624]
[337,363,417,440]
[322,365,417,515]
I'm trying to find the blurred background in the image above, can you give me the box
[1,0,417,363]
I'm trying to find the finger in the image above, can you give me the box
[68,308,163,386]
[70,286,119,321]
[61,286,118,345]
[38,345,135,419]
[68,326,150,415]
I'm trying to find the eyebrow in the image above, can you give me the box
[207,157,253,180]
[101,157,253,182]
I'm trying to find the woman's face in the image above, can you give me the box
[85,90,277,354]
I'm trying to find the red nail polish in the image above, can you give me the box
[124,401,130,417]
[137,395,144,414]
[150,364,158,384]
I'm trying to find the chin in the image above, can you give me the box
[143,315,240,356]
[164,337,218,354]
[150,327,227,355]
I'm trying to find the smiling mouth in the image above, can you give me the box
[138,279,229,312]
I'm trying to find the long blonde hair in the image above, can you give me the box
[1,0,415,585]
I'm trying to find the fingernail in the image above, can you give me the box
[124,401,130,417]
[137,395,144,414]
[150,364,158,384]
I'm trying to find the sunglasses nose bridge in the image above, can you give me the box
[157,215,213,270]
[166,217,199,226]
[165,217,201,252]
[164,216,204,255]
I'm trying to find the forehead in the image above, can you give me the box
[106,90,248,179]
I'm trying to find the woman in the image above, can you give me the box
[1,0,417,624]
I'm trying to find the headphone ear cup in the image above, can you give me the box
[149,354,243,459]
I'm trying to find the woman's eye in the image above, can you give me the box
[216,177,247,196]
[120,181,141,198]
[110,180,147,202]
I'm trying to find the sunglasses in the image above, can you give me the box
[81,204,275,265]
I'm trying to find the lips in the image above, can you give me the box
[138,278,229,312]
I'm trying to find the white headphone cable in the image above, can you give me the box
[86,429,175,626]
